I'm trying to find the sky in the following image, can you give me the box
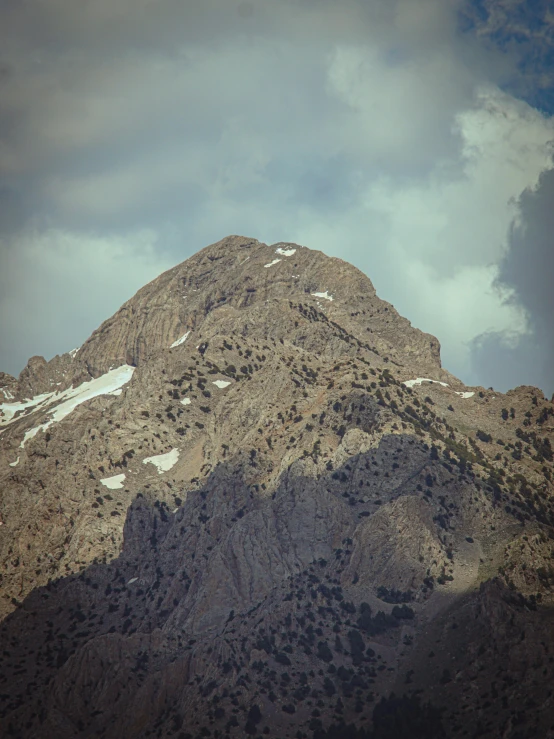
[0,0,553,397]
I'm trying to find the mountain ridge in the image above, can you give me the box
[0,235,553,738]
[2,235,450,397]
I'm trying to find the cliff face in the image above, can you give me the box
[0,235,553,739]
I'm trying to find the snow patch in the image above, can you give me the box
[142,448,180,474]
[69,347,79,358]
[264,259,281,268]
[275,247,296,257]
[212,380,231,389]
[21,427,42,447]
[312,291,334,302]
[1,388,14,400]
[127,577,138,585]
[170,331,190,348]
[455,391,475,399]
[180,398,191,406]
[2,365,135,447]
[1,391,56,426]
[9,457,19,467]
[100,473,126,489]
[403,378,449,388]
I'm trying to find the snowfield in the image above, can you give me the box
[403,377,449,388]
[170,331,190,348]
[100,473,126,489]
[142,448,180,474]
[0,365,135,447]
[403,378,474,398]
[212,380,231,389]
[311,291,334,302]
[0,392,56,427]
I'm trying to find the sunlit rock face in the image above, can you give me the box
[0,235,553,738]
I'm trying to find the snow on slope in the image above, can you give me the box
[212,380,231,389]
[0,392,56,427]
[170,331,190,348]
[403,377,449,388]
[311,291,334,301]
[142,448,180,474]
[100,473,126,489]
[402,378,474,398]
[0,366,135,447]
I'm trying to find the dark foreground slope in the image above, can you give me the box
[1,236,553,738]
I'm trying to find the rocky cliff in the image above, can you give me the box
[0,235,553,738]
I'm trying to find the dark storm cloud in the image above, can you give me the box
[470,331,550,396]
[502,168,554,345]
[470,165,554,397]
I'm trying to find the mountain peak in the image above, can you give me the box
[1,236,553,738]
[52,234,445,383]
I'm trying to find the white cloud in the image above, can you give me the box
[292,79,554,385]
[0,229,171,375]
[1,0,553,393]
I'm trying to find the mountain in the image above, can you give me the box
[0,235,553,739]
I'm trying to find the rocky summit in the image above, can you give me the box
[0,235,553,739]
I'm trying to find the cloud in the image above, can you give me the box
[0,229,172,377]
[0,0,553,395]
[469,166,554,397]
[470,332,549,396]
[290,82,553,385]
[501,167,554,340]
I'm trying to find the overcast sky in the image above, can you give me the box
[0,0,553,397]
